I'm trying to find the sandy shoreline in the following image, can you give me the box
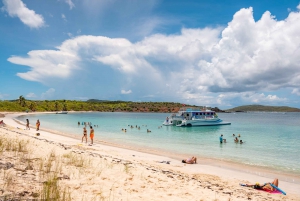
[1,112,300,200]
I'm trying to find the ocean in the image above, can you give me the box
[16,112,300,181]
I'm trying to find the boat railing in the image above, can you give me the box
[179,107,207,112]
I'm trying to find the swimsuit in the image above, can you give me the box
[90,130,94,139]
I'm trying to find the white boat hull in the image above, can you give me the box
[163,118,231,127]
[56,111,68,114]
[176,119,231,127]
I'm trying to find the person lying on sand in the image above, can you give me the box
[0,120,5,127]
[182,156,197,164]
[240,178,279,191]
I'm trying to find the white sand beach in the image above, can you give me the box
[0,112,299,201]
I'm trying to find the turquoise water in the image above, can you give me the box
[16,112,300,176]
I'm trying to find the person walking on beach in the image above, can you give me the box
[89,126,94,145]
[26,119,30,130]
[82,127,87,143]
[36,119,40,131]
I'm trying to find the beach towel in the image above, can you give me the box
[240,183,286,195]
[258,189,282,194]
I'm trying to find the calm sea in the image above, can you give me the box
[16,112,300,179]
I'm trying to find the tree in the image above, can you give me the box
[54,101,60,111]
[18,95,26,107]
[62,103,68,111]
[29,102,36,111]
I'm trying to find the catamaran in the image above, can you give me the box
[163,107,231,127]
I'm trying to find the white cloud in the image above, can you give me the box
[41,88,55,99]
[64,0,75,10]
[121,90,132,94]
[26,92,36,98]
[8,49,79,83]
[2,0,45,28]
[0,93,9,99]
[297,4,300,10]
[62,14,67,22]
[292,88,300,96]
[7,6,300,106]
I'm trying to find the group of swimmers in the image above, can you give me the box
[220,133,244,144]
[78,121,98,128]
[121,125,151,132]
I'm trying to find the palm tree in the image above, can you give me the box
[18,95,26,107]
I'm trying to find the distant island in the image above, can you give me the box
[0,96,299,113]
[226,105,300,112]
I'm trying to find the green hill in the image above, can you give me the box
[226,105,300,112]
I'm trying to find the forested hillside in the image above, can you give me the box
[226,105,300,112]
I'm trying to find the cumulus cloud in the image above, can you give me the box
[121,90,132,94]
[8,49,79,83]
[7,6,300,106]
[26,92,36,98]
[41,88,55,99]
[2,0,45,28]
[292,88,300,96]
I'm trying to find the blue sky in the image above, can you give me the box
[1,0,300,109]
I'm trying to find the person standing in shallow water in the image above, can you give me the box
[36,119,40,131]
[89,126,94,145]
[26,119,30,130]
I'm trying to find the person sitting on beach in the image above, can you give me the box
[240,140,244,144]
[147,129,151,132]
[182,156,197,164]
[241,178,279,192]
[234,137,239,143]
